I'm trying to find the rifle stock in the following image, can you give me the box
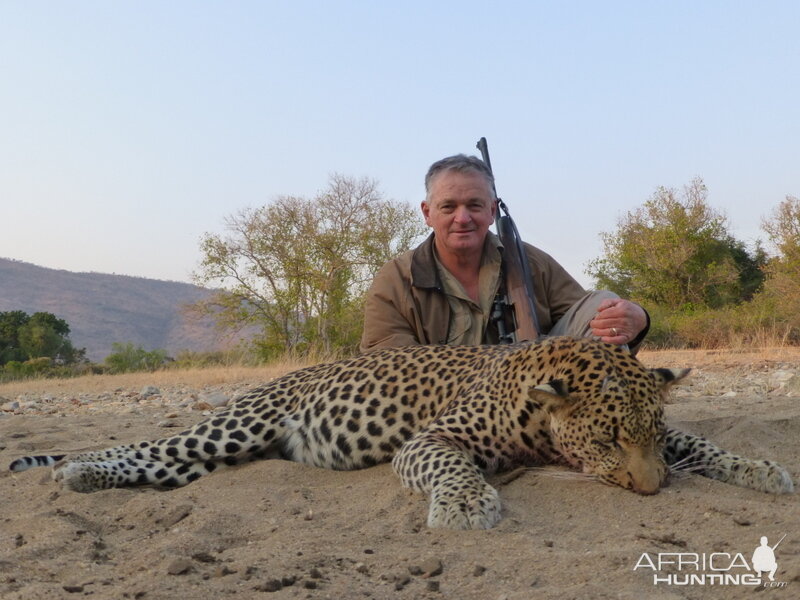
[496,216,539,341]
[477,137,540,342]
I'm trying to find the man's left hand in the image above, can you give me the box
[589,298,647,345]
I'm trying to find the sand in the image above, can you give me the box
[1,349,798,599]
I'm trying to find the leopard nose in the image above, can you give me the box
[628,454,667,495]
[632,477,661,495]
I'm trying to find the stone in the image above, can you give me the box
[417,558,443,577]
[200,391,230,408]
[166,558,193,575]
[158,504,193,528]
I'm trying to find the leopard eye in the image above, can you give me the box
[591,439,616,450]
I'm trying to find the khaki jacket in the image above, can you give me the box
[360,233,587,352]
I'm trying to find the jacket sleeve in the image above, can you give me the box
[360,260,422,352]
[525,244,587,332]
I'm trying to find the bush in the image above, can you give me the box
[643,299,798,350]
[104,343,170,374]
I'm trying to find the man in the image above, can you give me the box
[360,154,648,352]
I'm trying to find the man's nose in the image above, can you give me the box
[453,206,471,222]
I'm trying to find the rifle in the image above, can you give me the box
[476,137,541,342]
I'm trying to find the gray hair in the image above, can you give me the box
[424,154,496,203]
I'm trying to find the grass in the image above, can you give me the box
[0,359,308,396]
[2,345,799,397]
[638,345,800,369]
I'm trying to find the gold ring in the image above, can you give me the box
[611,327,617,336]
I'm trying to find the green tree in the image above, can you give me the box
[104,342,169,373]
[762,195,800,266]
[193,174,426,358]
[758,196,800,336]
[587,178,764,310]
[0,310,30,364]
[0,311,84,364]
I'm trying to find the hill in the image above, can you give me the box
[0,258,240,361]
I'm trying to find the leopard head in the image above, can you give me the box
[529,340,689,494]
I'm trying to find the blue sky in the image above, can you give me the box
[1,1,797,288]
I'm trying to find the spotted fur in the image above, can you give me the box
[9,337,794,529]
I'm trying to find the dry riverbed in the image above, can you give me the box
[1,349,799,599]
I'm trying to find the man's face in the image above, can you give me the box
[422,170,496,258]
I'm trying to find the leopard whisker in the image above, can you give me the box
[524,467,599,481]
[668,452,706,471]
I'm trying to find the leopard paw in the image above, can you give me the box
[742,460,794,494]
[53,462,107,493]
[427,482,501,530]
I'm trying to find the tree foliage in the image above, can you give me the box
[104,342,169,373]
[0,311,84,365]
[193,174,426,358]
[758,196,800,336]
[762,195,800,266]
[587,178,765,310]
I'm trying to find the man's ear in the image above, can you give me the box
[529,379,572,414]
[421,200,431,225]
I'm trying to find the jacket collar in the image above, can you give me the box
[410,232,503,291]
[410,233,441,290]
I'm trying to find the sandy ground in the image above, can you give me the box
[1,349,799,599]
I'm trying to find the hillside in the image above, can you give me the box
[0,258,241,361]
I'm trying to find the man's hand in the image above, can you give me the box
[589,298,647,345]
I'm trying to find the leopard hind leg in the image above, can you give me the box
[53,393,291,493]
[664,427,794,494]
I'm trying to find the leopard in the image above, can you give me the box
[9,337,794,529]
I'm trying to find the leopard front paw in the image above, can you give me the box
[427,482,501,530]
[742,460,794,494]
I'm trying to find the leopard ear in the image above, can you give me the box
[650,368,691,390]
[529,379,572,413]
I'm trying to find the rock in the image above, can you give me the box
[192,552,216,563]
[140,386,160,397]
[473,565,486,576]
[166,558,193,575]
[255,579,283,592]
[158,504,193,528]
[417,558,443,578]
[782,374,800,397]
[200,391,230,408]
[1,401,20,412]
[62,584,84,593]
